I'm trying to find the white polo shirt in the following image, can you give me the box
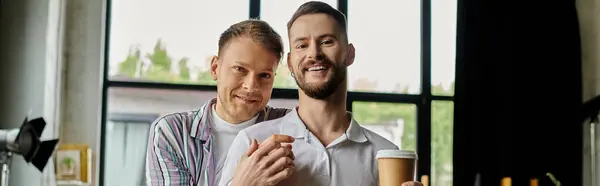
[218,108,399,186]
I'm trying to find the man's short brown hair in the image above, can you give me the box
[287,1,348,39]
[218,19,283,61]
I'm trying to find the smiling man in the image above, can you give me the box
[145,20,296,186]
[219,2,422,186]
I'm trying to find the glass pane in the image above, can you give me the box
[431,101,454,186]
[348,1,421,94]
[352,102,417,151]
[108,0,249,85]
[431,0,457,96]
[105,120,152,186]
[260,0,338,89]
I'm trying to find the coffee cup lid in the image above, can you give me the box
[376,149,418,159]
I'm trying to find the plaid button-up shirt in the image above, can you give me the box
[145,98,290,186]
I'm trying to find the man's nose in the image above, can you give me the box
[307,43,323,60]
[242,75,260,92]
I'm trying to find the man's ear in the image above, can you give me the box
[210,55,219,80]
[346,43,355,67]
[286,52,293,73]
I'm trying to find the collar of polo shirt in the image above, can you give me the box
[279,107,368,143]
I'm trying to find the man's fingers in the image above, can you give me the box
[282,143,292,150]
[267,166,294,185]
[264,148,290,165]
[270,143,292,155]
[245,139,259,156]
[266,156,294,175]
[268,134,295,143]
[281,143,294,160]
[251,139,281,159]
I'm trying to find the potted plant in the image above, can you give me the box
[60,157,76,175]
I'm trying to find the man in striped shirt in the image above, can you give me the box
[145,19,296,186]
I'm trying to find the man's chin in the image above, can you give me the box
[300,87,334,99]
[297,80,342,99]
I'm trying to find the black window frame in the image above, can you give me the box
[99,0,454,185]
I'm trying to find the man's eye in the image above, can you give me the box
[296,44,308,49]
[234,66,247,73]
[260,73,272,79]
[321,40,334,45]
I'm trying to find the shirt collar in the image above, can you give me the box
[190,98,274,141]
[346,114,368,143]
[189,98,216,142]
[279,107,368,143]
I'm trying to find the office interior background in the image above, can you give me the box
[0,0,598,185]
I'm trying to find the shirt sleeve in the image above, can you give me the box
[145,117,194,186]
[218,130,252,186]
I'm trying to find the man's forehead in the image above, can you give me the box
[219,40,279,70]
[289,14,341,36]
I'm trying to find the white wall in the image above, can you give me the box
[0,0,64,185]
[578,0,600,185]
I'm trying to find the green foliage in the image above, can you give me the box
[179,57,190,80]
[353,102,417,151]
[116,39,216,85]
[431,99,454,186]
[146,39,171,71]
[61,157,74,166]
[273,64,298,89]
[118,46,141,77]
[196,71,217,85]
[433,81,455,96]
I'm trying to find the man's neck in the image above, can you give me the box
[297,83,350,146]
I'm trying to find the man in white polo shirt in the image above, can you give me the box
[219,2,422,186]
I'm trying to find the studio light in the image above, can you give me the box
[0,117,59,186]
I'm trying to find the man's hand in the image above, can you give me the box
[230,134,296,186]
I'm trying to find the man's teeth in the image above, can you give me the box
[308,66,327,71]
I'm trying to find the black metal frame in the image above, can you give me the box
[99,0,453,185]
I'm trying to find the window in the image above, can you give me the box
[432,0,457,96]
[431,101,454,186]
[353,102,417,151]
[102,1,457,186]
[348,0,422,94]
[429,1,457,183]
[108,0,249,85]
[105,118,154,186]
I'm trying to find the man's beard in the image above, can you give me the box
[293,62,346,100]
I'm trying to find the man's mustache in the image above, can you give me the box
[300,58,335,69]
